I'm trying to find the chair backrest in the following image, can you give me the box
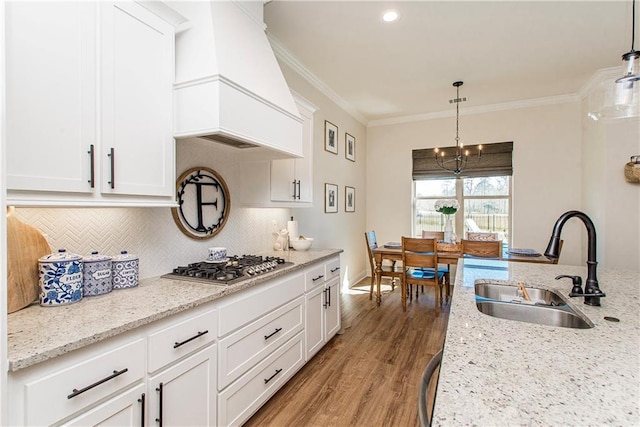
[466,231,499,241]
[422,231,445,241]
[365,231,378,271]
[418,349,443,427]
[461,239,502,258]
[402,237,438,271]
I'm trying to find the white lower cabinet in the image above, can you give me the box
[218,332,305,426]
[65,384,146,427]
[305,257,341,360]
[8,256,342,427]
[147,345,217,426]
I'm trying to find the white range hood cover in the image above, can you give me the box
[169,1,303,157]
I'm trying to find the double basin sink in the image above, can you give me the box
[475,282,593,329]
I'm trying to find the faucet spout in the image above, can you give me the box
[544,210,603,306]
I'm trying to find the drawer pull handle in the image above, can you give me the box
[67,368,129,399]
[173,330,209,349]
[312,275,324,282]
[88,144,95,188]
[296,180,301,200]
[137,393,145,427]
[264,368,283,384]
[330,267,340,273]
[107,147,115,189]
[264,327,283,340]
[156,382,163,426]
[292,180,297,199]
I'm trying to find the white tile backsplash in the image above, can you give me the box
[14,138,291,279]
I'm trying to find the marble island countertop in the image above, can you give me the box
[7,249,342,372]
[432,259,640,426]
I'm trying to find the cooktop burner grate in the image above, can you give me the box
[162,255,292,285]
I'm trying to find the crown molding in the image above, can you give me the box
[368,93,580,128]
[267,33,368,126]
[269,33,616,129]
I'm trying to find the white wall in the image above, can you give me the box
[582,106,640,271]
[366,101,587,266]
[14,139,292,280]
[279,62,369,287]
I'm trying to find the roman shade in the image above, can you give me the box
[412,141,513,180]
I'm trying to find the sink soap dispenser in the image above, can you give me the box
[555,275,583,297]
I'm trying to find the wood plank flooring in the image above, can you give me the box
[244,278,450,427]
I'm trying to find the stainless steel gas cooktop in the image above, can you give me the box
[161,255,292,285]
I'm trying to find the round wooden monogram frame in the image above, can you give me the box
[171,167,231,240]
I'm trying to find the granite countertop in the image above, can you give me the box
[7,249,342,372]
[432,259,640,426]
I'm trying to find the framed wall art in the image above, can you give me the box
[345,186,355,212]
[345,133,356,162]
[325,183,338,213]
[324,120,338,154]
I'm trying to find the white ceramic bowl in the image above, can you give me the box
[291,238,313,251]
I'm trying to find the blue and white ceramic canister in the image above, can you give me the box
[112,250,139,289]
[82,251,113,296]
[38,249,83,306]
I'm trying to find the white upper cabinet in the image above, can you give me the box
[5,1,176,206]
[270,97,315,203]
[239,93,317,207]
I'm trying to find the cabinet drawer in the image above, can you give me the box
[217,332,305,427]
[325,257,341,282]
[24,338,144,426]
[218,297,304,390]
[218,272,303,337]
[148,308,217,373]
[304,264,326,291]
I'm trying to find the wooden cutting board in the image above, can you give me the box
[7,207,51,313]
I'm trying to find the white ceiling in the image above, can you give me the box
[264,0,638,125]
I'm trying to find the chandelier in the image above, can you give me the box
[434,81,482,175]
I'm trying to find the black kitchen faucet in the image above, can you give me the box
[544,210,606,306]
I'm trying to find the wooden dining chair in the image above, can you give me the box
[365,231,403,300]
[402,237,444,315]
[460,239,502,258]
[466,231,500,241]
[421,231,449,300]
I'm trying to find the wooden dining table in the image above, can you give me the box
[371,242,554,306]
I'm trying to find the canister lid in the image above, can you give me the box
[112,250,138,261]
[83,251,112,262]
[39,248,82,262]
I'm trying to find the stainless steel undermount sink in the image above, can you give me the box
[475,282,593,329]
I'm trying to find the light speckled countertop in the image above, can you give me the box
[432,259,640,426]
[7,249,342,372]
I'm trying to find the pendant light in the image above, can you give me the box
[616,0,639,87]
[434,81,482,175]
[588,0,640,120]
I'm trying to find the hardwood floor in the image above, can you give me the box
[244,278,450,427]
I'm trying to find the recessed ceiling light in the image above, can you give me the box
[382,10,399,23]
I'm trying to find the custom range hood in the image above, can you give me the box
[169,1,303,156]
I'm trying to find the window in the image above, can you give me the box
[413,176,512,243]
